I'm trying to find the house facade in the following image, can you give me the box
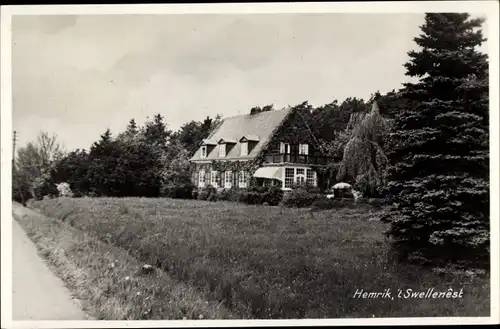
[189,107,333,190]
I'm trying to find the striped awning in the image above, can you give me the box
[253,167,283,181]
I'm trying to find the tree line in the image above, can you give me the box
[12,13,489,268]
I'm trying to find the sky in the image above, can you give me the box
[11,13,489,151]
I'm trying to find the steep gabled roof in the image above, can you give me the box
[201,139,217,146]
[190,108,292,161]
[218,138,237,144]
[240,135,260,142]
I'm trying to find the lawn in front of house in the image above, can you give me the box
[30,197,490,319]
[14,203,234,320]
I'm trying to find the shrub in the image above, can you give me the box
[196,185,217,201]
[311,196,355,210]
[162,182,195,199]
[238,191,265,205]
[264,186,284,206]
[33,177,58,200]
[366,198,385,209]
[291,182,321,194]
[192,188,199,200]
[206,185,218,202]
[197,189,210,201]
[216,188,244,202]
[282,188,320,208]
[12,171,31,205]
[248,185,269,193]
[216,188,231,201]
[56,182,74,198]
[199,185,217,202]
[228,188,244,202]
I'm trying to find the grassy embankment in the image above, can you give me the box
[28,197,490,318]
[14,204,234,320]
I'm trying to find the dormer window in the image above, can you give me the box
[241,142,248,156]
[280,142,291,154]
[217,138,236,157]
[200,139,217,158]
[201,146,207,158]
[239,135,259,156]
[299,144,309,155]
[219,144,226,157]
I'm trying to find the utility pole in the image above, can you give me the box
[12,130,17,169]
[12,130,27,206]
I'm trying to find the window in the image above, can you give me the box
[224,171,233,188]
[285,168,295,189]
[239,171,247,188]
[306,169,317,186]
[240,142,248,156]
[210,171,219,188]
[198,170,205,187]
[299,144,309,155]
[296,168,306,185]
[283,167,315,189]
[200,146,207,158]
[263,179,273,187]
[219,144,226,157]
[280,142,291,154]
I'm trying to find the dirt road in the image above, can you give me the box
[12,203,90,320]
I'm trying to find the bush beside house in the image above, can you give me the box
[161,182,196,199]
[282,187,320,208]
[193,185,285,206]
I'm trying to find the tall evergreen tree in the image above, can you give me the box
[382,14,489,266]
[143,114,171,148]
[87,129,124,196]
[117,118,141,144]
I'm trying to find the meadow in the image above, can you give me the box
[28,197,490,319]
[13,203,234,320]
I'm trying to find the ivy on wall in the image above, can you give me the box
[212,160,253,172]
[191,103,335,189]
[264,103,321,156]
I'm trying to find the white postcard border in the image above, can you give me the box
[1,2,499,328]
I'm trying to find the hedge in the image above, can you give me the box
[282,188,321,208]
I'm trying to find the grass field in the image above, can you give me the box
[30,197,490,319]
[14,204,234,320]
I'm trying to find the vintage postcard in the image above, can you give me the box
[1,1,499,328]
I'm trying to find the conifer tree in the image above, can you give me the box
[143,114,171,148]
[382,14,489,266]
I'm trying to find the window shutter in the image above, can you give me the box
[241,142,248,156]
[219,144,226,157]
[280,142,285,153]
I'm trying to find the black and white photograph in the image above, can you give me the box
[1,1,499,327]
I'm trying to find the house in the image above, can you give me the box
[189,107,333,190]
